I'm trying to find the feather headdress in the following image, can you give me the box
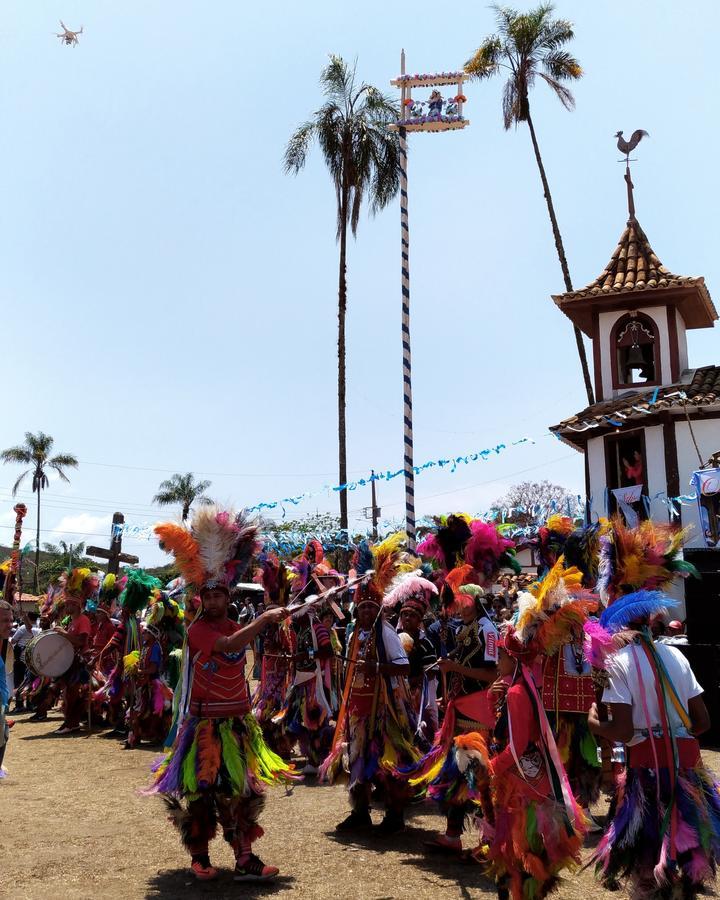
[599,589,677,634]
[382,573,438,613]
[120,569,162,615]
[532,514,575,574]
[506,557,597,661]
[60,567,99,602]
[416,513,472,572]
[260,553,291,607]
[356,532,419,606]
[154,505,261,593]
[463,520,520,586]
[563,520,609,588]
[598,517,698,606]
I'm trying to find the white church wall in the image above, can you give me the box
[587,436,607,520]
[675,308,689,373]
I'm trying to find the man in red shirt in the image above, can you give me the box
[50,593,92,733]
[149,506,298,883]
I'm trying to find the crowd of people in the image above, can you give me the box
[1,506,719,899]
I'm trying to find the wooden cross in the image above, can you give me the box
[86,512,139,574]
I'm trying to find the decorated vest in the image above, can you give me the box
[541,642,596,715]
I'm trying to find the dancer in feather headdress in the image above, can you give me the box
[533,546,605,826]
[395,521,518,856]
[251,554,295,756]
[123,573,174,749]
[147,506,297,883]
[275,546,342,775]
[33,567,99,734]
[385,573,439,743]
[588,586,720,899]
[460,566,591,898]
[319,533,421,836]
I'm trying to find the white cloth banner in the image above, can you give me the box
[612,484,644,528]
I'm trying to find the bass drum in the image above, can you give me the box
[25,631,74,678]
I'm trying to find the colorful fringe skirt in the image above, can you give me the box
[148,713,298,801]
[592,744,720,896]
[320,685,420,789]
[488,774,585,900]
[395,693,492,810]
[550,711,601,807]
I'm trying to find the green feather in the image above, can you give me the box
[219,719,247,796]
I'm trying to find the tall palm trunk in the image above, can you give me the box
[35,483,41,594]
[337,184,349,536]
[526,109,595,407]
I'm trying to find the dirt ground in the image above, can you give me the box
[2,712,719,900]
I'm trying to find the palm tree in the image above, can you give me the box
[465,3,595,406]
[42,540,86,567]
[152,472,212,522]
[284,55,401,535]
[1,431,78,592]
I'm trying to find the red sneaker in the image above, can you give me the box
[190,860,218,881]
[233,854,279,882]
[6,719,15,729]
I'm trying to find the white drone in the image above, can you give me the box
[56,21,83,47]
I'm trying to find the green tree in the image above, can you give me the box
[42,540,86,568]
[465,3,595,406]
[1,431,78,593]
[285,55,401,535]
[152,472,212,521]
[491,479,580,526]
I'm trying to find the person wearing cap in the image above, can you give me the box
[657,618,689,646]
[148,507,297,883]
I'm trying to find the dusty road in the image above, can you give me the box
[2,712,719,899]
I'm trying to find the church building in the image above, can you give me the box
[549,170,719,551]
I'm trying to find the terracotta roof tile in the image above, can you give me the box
[561,217,700,300]
[550,365,720,444]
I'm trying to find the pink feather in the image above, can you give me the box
[382,575,438,608]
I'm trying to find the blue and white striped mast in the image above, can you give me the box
[398,49,416,549]
[390,52,469,550]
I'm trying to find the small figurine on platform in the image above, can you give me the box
[427,90,444,117]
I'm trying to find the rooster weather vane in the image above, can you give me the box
[615,130,648,219]
[56,21,83,47]
[615,129,648,163]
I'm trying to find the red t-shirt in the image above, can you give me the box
[69,613,92,652]
[188,617,250,718]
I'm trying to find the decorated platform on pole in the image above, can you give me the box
[389,67,470,133]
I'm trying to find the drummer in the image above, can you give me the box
[34,568,98,735]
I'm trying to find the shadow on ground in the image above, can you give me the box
[145,870,296,899]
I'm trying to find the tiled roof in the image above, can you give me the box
[558,217,706,298]
[550,365,720,442]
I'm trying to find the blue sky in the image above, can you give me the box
[1,1,718,567]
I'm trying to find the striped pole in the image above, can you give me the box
[399,50,416,549]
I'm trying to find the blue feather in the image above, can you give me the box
[354,540,374,575]
[599,589,677,633]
